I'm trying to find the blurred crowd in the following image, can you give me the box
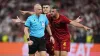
[0,0,100,43]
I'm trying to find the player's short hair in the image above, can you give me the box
[41,3,50,7]
[51,5,60,12]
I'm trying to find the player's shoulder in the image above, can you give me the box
[59,14,66,18]
[59,14,65,20]
[60,14,69,19]
[46,14,51,18]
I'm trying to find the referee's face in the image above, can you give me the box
[34,4,42,15]
[36,7,42,14]
[43,5,50,14]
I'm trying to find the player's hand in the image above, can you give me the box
[75,16,83,23]
[12,16,21,23]
[83,26,91,31]
[28,40,33,45]
[50,36,55,44]
[16,16,21,22]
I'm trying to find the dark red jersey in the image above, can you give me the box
[47,14,71,40]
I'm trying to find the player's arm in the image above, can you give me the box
[63,16,91,31]
[70,21,91,31]
[19,10,34,15]
[46,24,55,44]
[45,15,52,36]
[46,25,52,36]
[45,15,55,44]
[21,21,25,23]
[12,16,25,23]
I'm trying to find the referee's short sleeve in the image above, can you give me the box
[24,17,31,27]
[45,15,49,26]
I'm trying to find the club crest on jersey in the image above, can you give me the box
[63,42,66,46]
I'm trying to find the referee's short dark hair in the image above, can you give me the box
[51,5,60,12]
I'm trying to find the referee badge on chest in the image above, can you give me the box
[41,21,45,27]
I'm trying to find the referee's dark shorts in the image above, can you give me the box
[28,36,46,54]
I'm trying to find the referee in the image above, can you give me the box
[24,4,54,56]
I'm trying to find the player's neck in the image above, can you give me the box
[46,13,50,15]
[56,13,59,19]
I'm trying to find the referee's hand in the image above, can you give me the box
[28,40,33,45]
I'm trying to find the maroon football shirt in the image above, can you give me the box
[47,14,71,40]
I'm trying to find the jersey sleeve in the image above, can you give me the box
[62,16,71,24]
[24,17,31,27]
